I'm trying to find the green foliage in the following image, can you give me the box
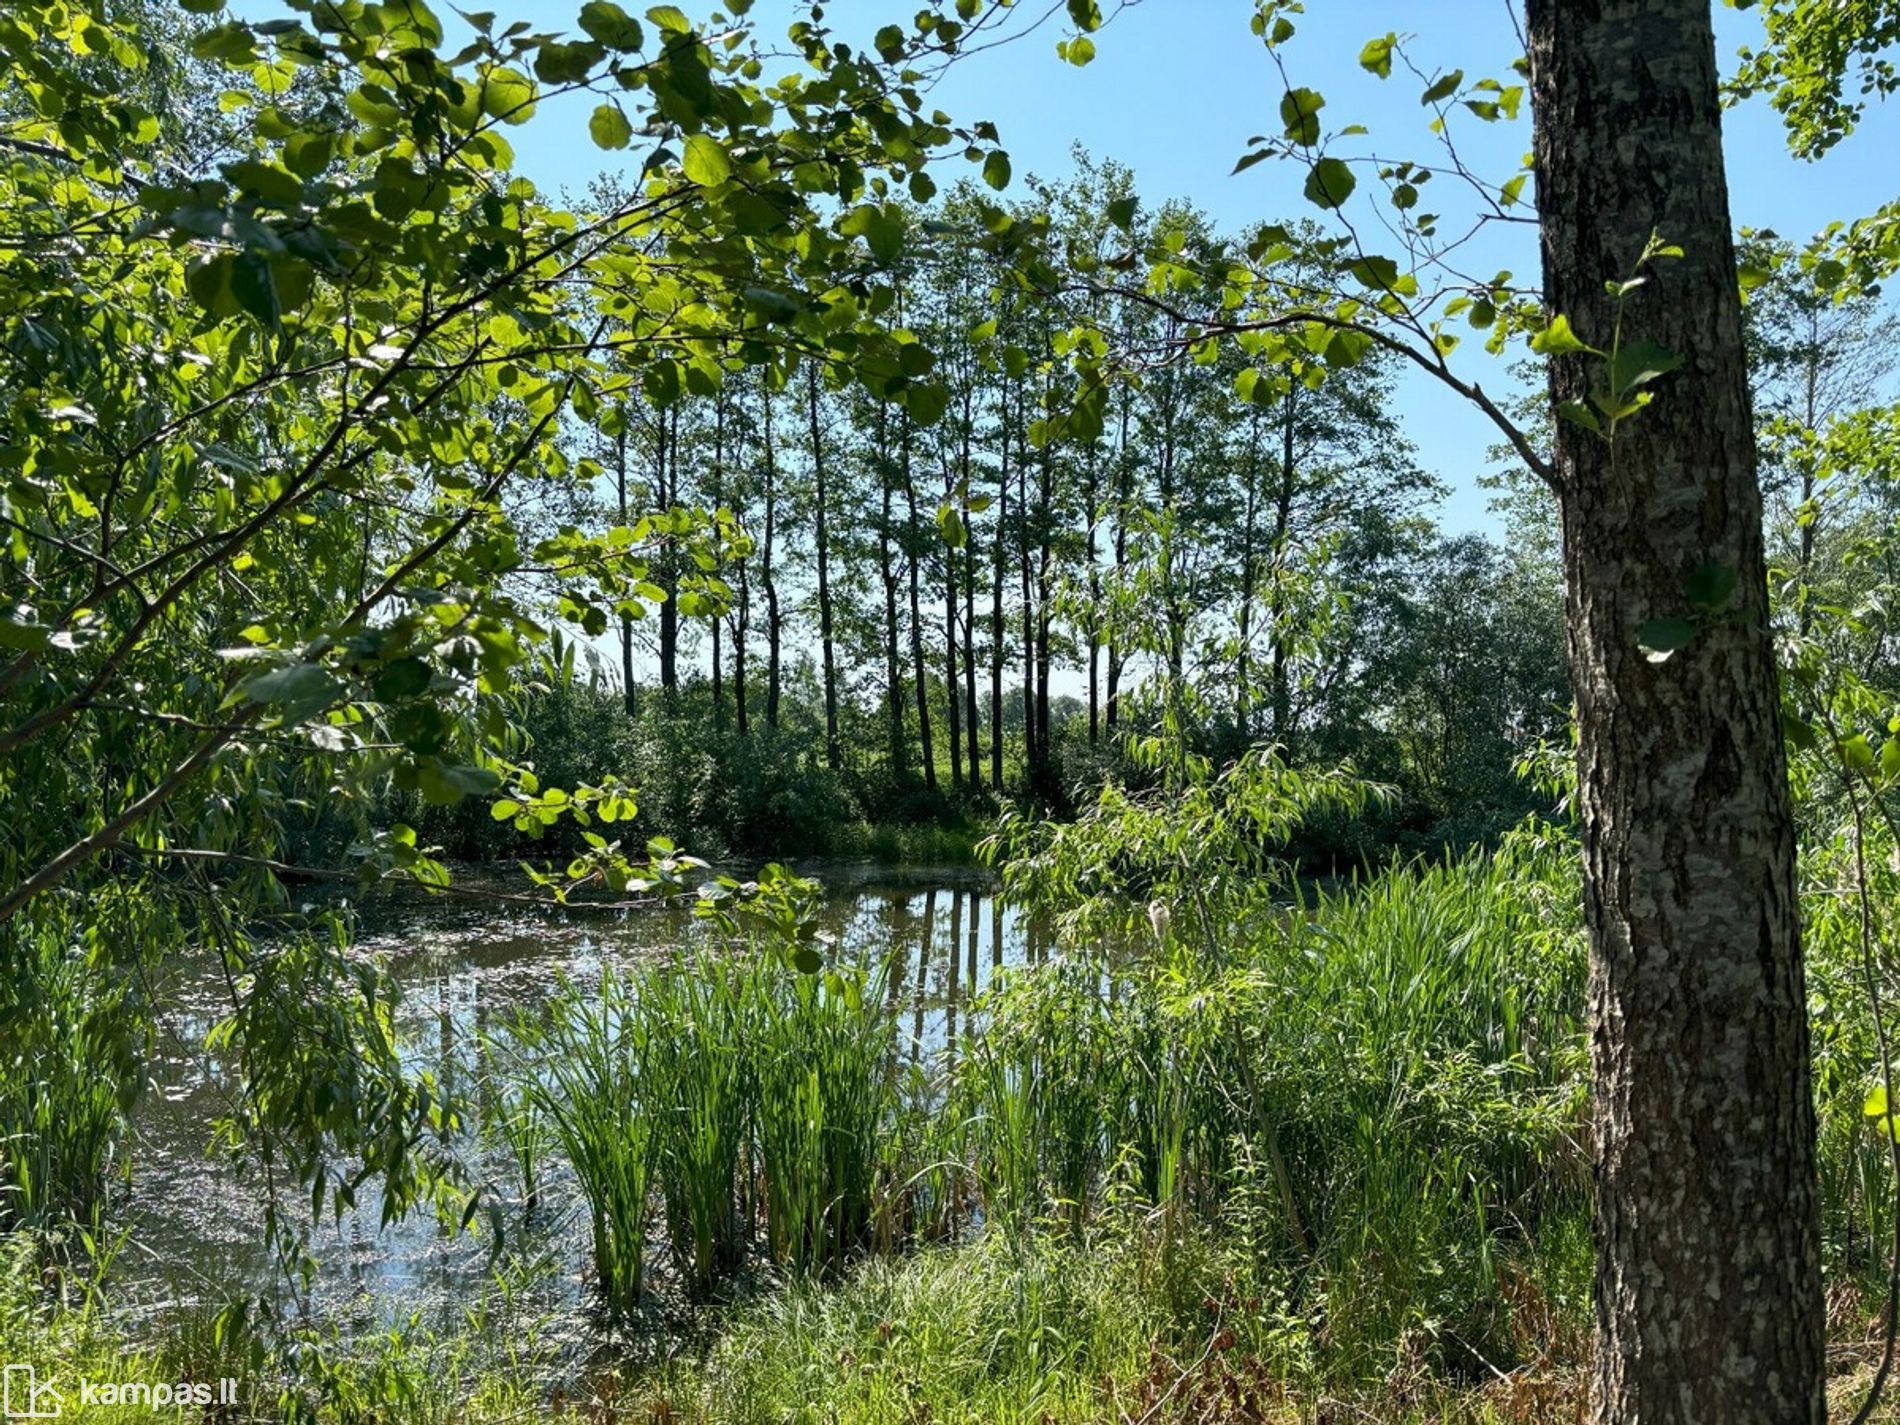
[0,922,136,1234]
[515,972,653,1319]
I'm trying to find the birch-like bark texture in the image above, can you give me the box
[1524,1,1826,1419]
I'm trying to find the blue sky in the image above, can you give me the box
[480,0,1888,531]
[238,0,1889,531]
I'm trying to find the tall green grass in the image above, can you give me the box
[0,928,135,1235]
[507,835,1592,1377]
[516,972,652,1319]
[638,957,754,1297]
[514,951,905,1310]
[943,835,1591,1374]
[753,963,897,1274]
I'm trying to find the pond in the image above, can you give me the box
[109,863,1049,1347]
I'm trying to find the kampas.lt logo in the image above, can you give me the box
[2,1364,63,1419]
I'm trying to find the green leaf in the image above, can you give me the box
[480,67,537,123]
[1106,195,1138,230]
[0,611,52,652]
[1608,338,1682,394]
[580,1,644,49]
[982,149,1012,191]
[418,760,501,806]
[589,103,633,150]
[1279,87,1325,146]
[1420,69,1464,105]
[1066,0,1103,30]
[646,4,692,31]
[230,251,282,329]
[1302,157,1355,209]
[1358,34,1394,78]
[1556,400,1602,434]
[1636,618,1697,661]
[373,656,432,701]
[490,799,523,822]
[1531,314,1599,356]
[937,503,967,548]
[905,383,949,426]
[243,661,341,717]
[284,129,336,178]
[1782,713,1818,752]
[682,133,731,185]
[741,286,801,323]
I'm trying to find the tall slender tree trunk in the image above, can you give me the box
[762,379,782,729]
[1107,386,1130,734]
[807,368,841,770]
[657,404,679,693]
[878,405,907,778]
[902,415,937,792]
[1085,441,1100,744]
[991,387,1009,790]
[1035,430,1053,763]
[1236,407,1262,744]
[963,525,979,791]
[733,552,749,736]
[711,389,725,728]
[944,499,964,793]
[1796,310,1821,637]
[1019,422,1037,778]
[1526,2,1823,1419]
[1269,389,1297,749]
[960,404,980,786]
[615,422,635,717]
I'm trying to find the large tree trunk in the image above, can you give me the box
[1525,3,1824,1420]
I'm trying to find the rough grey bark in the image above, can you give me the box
[1525,2,1825,1420]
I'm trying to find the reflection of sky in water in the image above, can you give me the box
[113,868,1045,1341]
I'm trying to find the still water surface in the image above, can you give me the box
[113,864,1045,1338]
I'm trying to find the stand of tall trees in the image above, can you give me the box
[591,156,1561,827]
